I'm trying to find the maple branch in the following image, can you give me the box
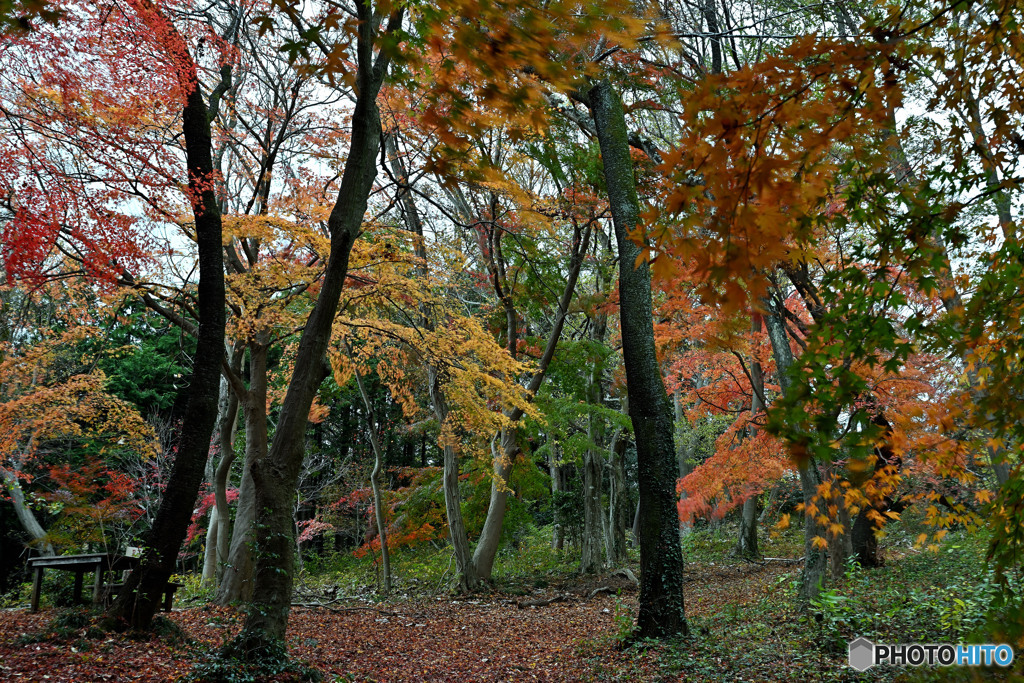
[731,351,768,410]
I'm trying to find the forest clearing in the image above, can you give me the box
[3,0,1024,680]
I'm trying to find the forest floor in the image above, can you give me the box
[2,523,1022,681]
[0,561,819,682]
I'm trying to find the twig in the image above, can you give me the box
[291,603,400,616]
[516,594,571,609]
[760,557,805,565]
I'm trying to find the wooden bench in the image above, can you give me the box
[103,581,183,612]
[28,553,138,613]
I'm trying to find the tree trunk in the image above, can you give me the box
[588,79,687,639]
[470,222,591,581]
[549,445,564,550]
[352,362,391,594]
[216,456,255,604]
[606,430,630,565]
[107,1,228,630]
[675,393,696,538]
[580,445,605,573]
[735,327,765,559]
[202,506,219,584]
[213,345,241,583]
[763,301,827,603]
[472,428,517,579]
[2,468,54,556]
[229,7,397,649]
[203,362,240,586]
[216,340,268,604]
[429,366,480,592]
[736,497,759,559]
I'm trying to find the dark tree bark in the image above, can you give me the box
[587,79,687,639]
[225,5,401,650]
[106,0,231,630]
[735,317,765,559]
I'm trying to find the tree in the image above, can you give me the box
[220,0,404,652]
[585,79,688,638]
[106,0,230,630]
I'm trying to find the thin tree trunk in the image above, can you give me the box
[763,301,827,604]
[549,444,564,550]
[736,322,765,559]
[216,456,255,604]
[587,79,687,639]
[213,345,241,583]
[470,222,591,581]
[581,445,605,573]
[606,429,629,565]
[675,393,694,538]
[203,360,240,585]
[352,362,391,594]
[429,366,480,592]
[215,340,267,604]
[202,506,219,584]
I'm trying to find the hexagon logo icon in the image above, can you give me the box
[849,637,875,671]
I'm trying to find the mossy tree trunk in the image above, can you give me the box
[226,4,400,650]
[587,79,688,639]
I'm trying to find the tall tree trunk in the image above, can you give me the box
[213,344,241,583]
[674,393,691,538]
[203,359,240,585]
[387,127,481,590]
[202,506,219,584]
[581,445,605,573]
[763,301,827,604]
[107,0,230,630]
[216,456,255,604]
[228,7,398,649]
[587,79,687,638]
[473,428,517,579]
[215,340,268,604]
[581,348,607,574]
[470,220,591,581]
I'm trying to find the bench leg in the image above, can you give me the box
[162,587,172,612]
[73,571,84,605]
[30,568,43,613]
[92,567,104,604]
